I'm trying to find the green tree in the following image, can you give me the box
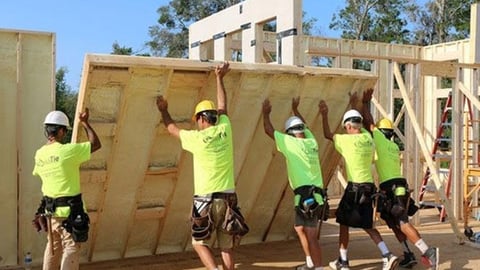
[55,67,77,141]
[111,41,134,55]
[330,0,412,43]
[409,0,475,45]
[111,41,151,56]
[147,0,243,58]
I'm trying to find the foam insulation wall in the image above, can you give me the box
[0,29,55,267]
[68,54,377,263]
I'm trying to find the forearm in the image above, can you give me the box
[217,76,227,114]
[262,113,275,139]
[321,114,333,141]
[361,101,375,131]
[160,109,180,138]
[81,122,101,153]
[160,109,174,127]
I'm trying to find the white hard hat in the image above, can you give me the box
[44,111,70,128]
[284,116,305,133]
[342,109,363,125]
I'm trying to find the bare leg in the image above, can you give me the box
[400,223,421,243]
[193,244,218,270]
[391,225,407,242]
[339,224,349,249]
[364,228,383,245]
[220,248,234,270]
[295,225,311,257]
[304,226,323,267]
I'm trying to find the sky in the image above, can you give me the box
[0,0,343,89]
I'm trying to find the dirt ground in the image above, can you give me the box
[72,209,480,270]
[12,209,478,270]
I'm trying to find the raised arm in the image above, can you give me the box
[291,96,307,124]
[360,88,375,131]
[215,61,230,116]
[318,100,333,141]
[78,108,101,153]
[156,96,180,138]
[262,99,275,139]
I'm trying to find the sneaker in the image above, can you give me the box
[421,247,439,270]
[329,257,350,270]
[295,263,313,270]
[399,251,417,268]
[382,253,399,270]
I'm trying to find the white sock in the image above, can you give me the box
[414,239,429,254]
[306,256,314,267]
[377,241,390,256]
[340,248,348,261]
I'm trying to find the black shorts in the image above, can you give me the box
[335,182,376,229]
[378,178,418,228]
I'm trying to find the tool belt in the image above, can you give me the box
[40,194,90,242]
[294,185,328,220]
[378,178,418,217]
[191,192,249,239]
[346,182,376,205]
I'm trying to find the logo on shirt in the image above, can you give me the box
[202,131,227,144]
[36,155,60,167]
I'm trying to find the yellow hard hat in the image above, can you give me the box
[377,118,394,129]
[192,100,216,121]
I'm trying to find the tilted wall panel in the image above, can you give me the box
[71,54,377,262]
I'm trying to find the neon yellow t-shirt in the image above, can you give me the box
[180,114,235,195]
[275,129,324,206]
[32,142,91,217]
[334,128,374,183]
[274,129,324,190]
[373,128,402,183]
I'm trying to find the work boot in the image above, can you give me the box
[329,257,350,270]
[399,251,417,268]
[421,247,439,270]
[382,252,399,270]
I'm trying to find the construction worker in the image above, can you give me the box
[360,88,439,269]
[262,97,327,270]
[318,93,398,270]
[156,62,248,270]
[32,109,101,270]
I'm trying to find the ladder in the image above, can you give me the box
[463,100,480,236]
[418,93,454,222]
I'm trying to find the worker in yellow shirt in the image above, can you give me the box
[262,97,327,270]
[318,92,398,270]
[360,88,439,270]
[156,62,248,270]
[33,109,101,270]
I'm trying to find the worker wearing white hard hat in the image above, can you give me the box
[33,108,101,270]
[318,92,399,270]
[262,96,326,270]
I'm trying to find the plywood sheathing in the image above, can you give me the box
[71,54,377,262]
[0,29,55,267]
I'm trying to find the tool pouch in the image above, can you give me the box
[191,197,214,240]
[294,185,324,220]
[222,196,249,237]
[32,199,48,232]
[62,195,90,242]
